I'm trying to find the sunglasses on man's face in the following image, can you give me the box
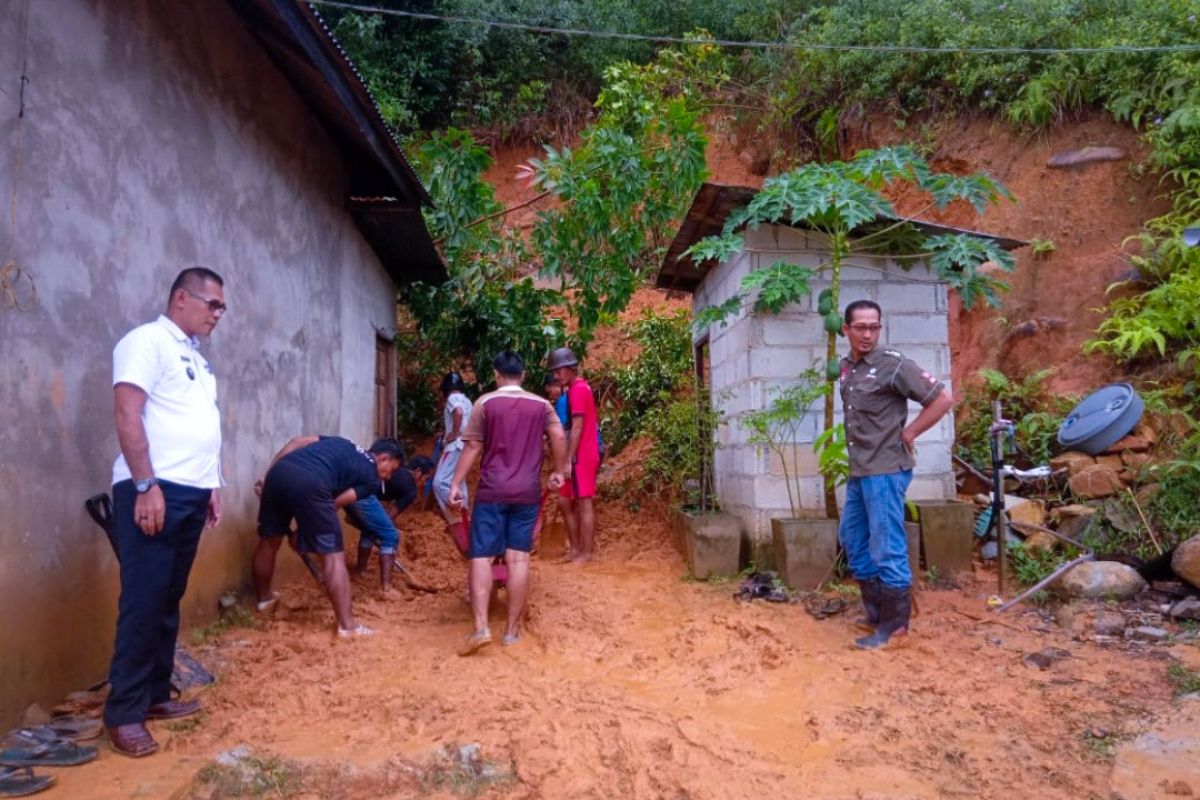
[184,289,228,314]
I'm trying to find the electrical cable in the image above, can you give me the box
[307,0,1200,55]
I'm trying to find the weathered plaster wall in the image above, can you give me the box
[693,224,956,560]
[0,0,396,725]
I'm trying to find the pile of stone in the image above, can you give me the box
[1049,420,1159,501]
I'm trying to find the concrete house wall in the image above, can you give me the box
[0,0,399,725]
[692,224,956,555]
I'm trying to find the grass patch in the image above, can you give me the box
[194,753,304,798]
[421,744,516,798]
[164,715,202,734]
[1168,663,1200,697]
[1080,728,1122,761]
[192,604,261,644]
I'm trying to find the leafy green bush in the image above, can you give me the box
[608,310,694,452]
[639,384,723,501]
[956,368,1076,469]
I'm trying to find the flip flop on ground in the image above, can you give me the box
[8,717,102,743]
[501,633,521,647]
[0,729,97,768]
[0,766,55,797]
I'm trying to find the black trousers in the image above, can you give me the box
[103,479,210,727]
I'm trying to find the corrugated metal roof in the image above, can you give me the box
[657,183,1027,294]
[228,0,445,285]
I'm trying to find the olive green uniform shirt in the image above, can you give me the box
[838,347,945,477]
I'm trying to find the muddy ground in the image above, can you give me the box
[42,494,1198,800]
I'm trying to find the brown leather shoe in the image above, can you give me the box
[145,698,201,720]
[107,723,159,758]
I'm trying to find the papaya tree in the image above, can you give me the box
[686,146,1016,517]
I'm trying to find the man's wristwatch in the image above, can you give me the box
[134,477,159,493]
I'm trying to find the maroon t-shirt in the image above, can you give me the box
[461,385,563,504]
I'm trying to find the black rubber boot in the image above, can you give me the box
[854,585,911,650]
[854,578,882,632]
[379,553,395,593]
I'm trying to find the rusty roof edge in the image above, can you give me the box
[289,0,433,207]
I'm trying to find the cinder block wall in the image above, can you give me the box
[694,225,956,563]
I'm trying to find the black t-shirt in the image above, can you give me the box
[283,436,382,501]
[381,468,417,513]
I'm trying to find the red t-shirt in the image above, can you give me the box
[461,385,563,504]
[566,378,599,464]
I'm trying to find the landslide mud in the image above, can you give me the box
[41,494,1186,800]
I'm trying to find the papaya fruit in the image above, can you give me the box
[823,311,842,334]
[826,359,842,381]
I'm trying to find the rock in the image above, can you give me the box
[973,493,991,506]
[1122,452,1153,469]
[1051,503,1097,521]
[1111,696,1200,800]
[1153,581,1188,597]
[218,592,238,611]
[1050,451,1096,476]
[1058,561,1146,600]
[1058,514,1097,541]
[1023,647,1071,670]
[1047,145,1128,168]
[1135,483,1161,507]
[1119,468,1137,484]
[1174,537,1200,588]
[1024,530,1057,553]
[1069,464,1124,499]
[1055,601,1086,633]
[1105,434,1151,454]
[1130,626,1169,642]
[1170,598,1200,621]
[215,745,252,767]
[1092,611,1127,636]
[1097,453,1125,472]
[1005,495,1046,528]
[21,703,50,726]
[1133,422,1158,446]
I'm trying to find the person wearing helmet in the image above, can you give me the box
[432,371,473,548]
[547,346,601,563]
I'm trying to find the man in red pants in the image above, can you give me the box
[547,346,601,564]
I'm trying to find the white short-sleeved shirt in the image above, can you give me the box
[443,391,473,452]
[112,315,223,488]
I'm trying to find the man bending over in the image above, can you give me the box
[253,435,403,636]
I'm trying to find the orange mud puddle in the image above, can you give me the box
[47,502,1181,799]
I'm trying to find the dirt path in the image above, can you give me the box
[47,502,1186,799]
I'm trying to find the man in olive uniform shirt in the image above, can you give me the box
[837,300,954,649]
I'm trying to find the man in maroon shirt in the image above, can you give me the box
[448,351,567,655]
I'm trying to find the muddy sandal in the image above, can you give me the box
[0,766,55,797]
[29,717,103,742]
[457,630,492,656]
[0,729,98,767]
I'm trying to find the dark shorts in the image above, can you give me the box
[257,459,344,555]
[468,502,539,559]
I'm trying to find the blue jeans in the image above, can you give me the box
[838,470,913,589]
[344,496,398,554]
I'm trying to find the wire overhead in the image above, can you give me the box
[308,0,1200,55]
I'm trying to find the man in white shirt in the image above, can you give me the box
[432,372,473,550]
[104,267,226,758]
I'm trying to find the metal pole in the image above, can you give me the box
[996,553,1095,613]
[991,400,1007,597]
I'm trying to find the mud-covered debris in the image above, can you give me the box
[1023,647,1071,670]
[1093,611,1127,637]
[1170,598,1200,621]
[803,595,849,619]
[1046,146,1128,168]
[734,572,790,603]
[1130,626,1169,643]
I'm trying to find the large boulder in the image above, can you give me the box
[1057,561,1146,600]
[1173,536,1200,589]
[1005,495,1046,528]
[1069,464,1124,499]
